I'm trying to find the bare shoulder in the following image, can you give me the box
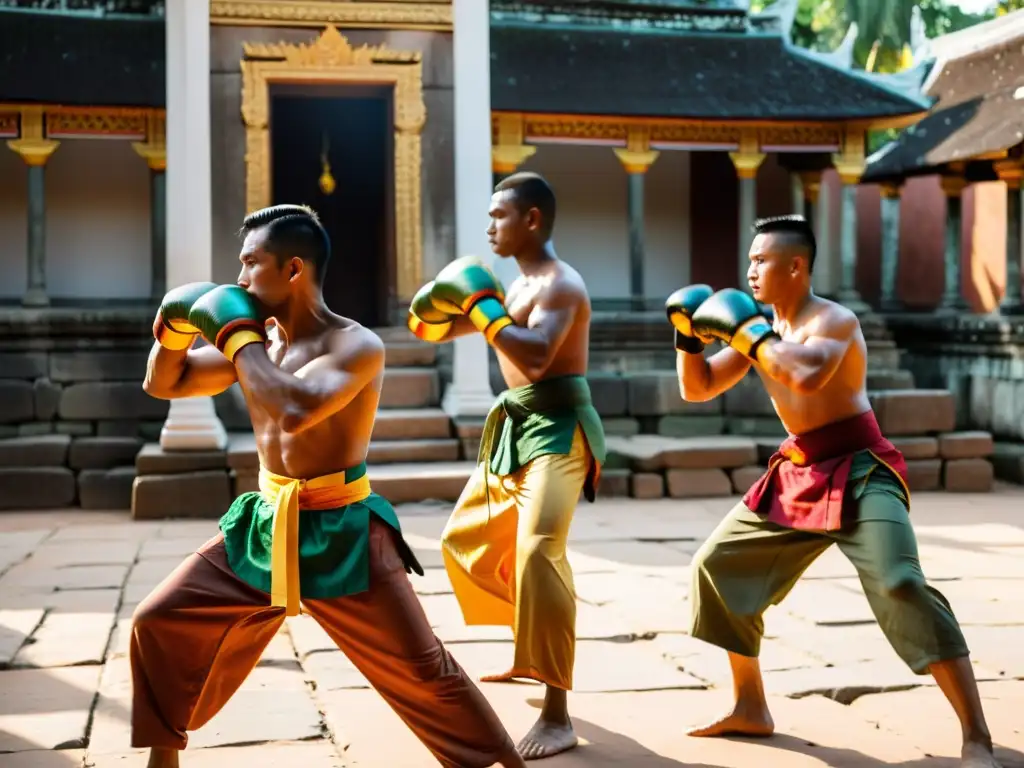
[811,297,859,340]
[545,261,590,307]
[326,321,385,370]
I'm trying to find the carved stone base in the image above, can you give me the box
[159,396,228,451]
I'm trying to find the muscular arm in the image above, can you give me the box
[756,309,858,394]
[677,346,751,402]
[142,342,239,399]
[490,281,582,380]
[233,329,385,435]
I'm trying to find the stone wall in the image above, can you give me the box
[885,313,1024,484]
[0,309,249,510]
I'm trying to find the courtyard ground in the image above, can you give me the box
[1,487,1023,768]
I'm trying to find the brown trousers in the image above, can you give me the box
[130,519,514,768]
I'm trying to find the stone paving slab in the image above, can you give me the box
[0,490,1022,766]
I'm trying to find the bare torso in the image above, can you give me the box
[240,318,382,479]
[755,297,871,435]
[497,260,591,388]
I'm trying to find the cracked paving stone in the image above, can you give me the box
[0,609,44,666]
[0,665,101,751]
[88,741,344,768]
[573,571,679,607]
[567,540,694,575]
[25,540,140,568]
[409,568,454,596]
[0,750,85,767]
[654,634,821,685]
[137,536,213,559]
[0,588,120,614]
[12,611,116,669]
[0,564,129,592]
[776,580,876,626]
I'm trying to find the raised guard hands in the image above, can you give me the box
[665,284,714,355]
[407,280,456,342]
[153,281,218,351]
[187,285,268,363]
[429,255,513,344]
[690,288,779,363]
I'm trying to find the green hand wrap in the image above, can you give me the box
[429,256,513,344]
[154,281,218,351]
[407,281,455,343]
[187,285,267,362]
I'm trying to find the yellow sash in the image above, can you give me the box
[258,465,372,617]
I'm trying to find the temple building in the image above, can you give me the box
[0,0,1011,513]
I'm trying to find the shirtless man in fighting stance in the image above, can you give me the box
[407,172,606,760]
[134,204,524,768]
[667,215,1001,768]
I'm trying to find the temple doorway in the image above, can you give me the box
[269,85,394,328]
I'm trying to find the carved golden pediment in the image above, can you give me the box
[211,0,452,31]
[242,24,421,66]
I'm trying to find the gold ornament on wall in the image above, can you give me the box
[319,131,336,196]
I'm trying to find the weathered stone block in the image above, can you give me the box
[231,468,259,496]
[723,373,775,417]
[726,416,786,437]
[869,390,955,436]
[381,369,439,408]
[135,443,228,475]
[0,381,34,423]
[656,415,725,437]
[991,380,1021,439]
[56,421,94,436]
[969,375,996,434]
[78,467,136,509]
[49,350,149,382]
[730,465,765,493]
[630,472,664,499]
[132,471,233,519]
[139,421,164,440]
[991,442,1024,484]
[59,382,169,421]
[460,438,481,460]
[606,435,757,472]
[17,422,53,436]
[0,352,47,379]
[602,417,640,437]
[96,420,143,437]
[587,373,628,417]
[624,371,720,417]
[597,468,630,497]
[69,437,143,470]
[942,458,994,493]
[0,434,71,467]
[890,436,938,460]
[665,468,733,498]
[905,459,942,492]
[453,418,485,440]
[938,431,994,460]
[0,467,76,509]
[33,377,61,420]
[866,369,915,391]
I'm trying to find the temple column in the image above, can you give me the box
[614,126,659,310]
[492,112,535,187]
[799,171,829,296]
[7,107,59,307]
[938,174,969,311]
[132,113,167,301]
[878,183,903,311]
[729,134,765,286]
[995,160,1024,314]
[833,133,869,312]
[442,0,497,418]
[159,0,228,451]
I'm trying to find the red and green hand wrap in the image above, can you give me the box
[187,285,267,362]
[428,256,513,344]
[153,281,218,351]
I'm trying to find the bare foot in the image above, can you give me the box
[517,717,578,761]
[962,740,1002,768]
[687,706,775,738]
[146,747,180,768]
[480,668,519,683]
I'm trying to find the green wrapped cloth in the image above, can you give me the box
[479,374,607,501]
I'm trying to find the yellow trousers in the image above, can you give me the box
[441,427,591,691]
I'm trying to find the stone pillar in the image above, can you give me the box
[879,183,903,311]
[995,160,1024,315]
[614,126,659,310]
[729,135,765,286]
[132,113,168,301]
[799,171,829,296]
[938,175,969,312]
[159,0,228,451]
[442,0,498,418]
[832,139,869,312]
[7,107,59,308]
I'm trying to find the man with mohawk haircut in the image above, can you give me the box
[133,204,525,768]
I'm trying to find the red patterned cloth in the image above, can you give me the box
[742,410,909,531]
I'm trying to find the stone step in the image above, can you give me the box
[867,346,902,370]
[372,408,452,441]
[373,326,418,343]
[381,368,439,409]
[368,461,474,504]
[368,438,461,464]
[384,341,436,368]
[866,369,915,390]
[867,389,957,437]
